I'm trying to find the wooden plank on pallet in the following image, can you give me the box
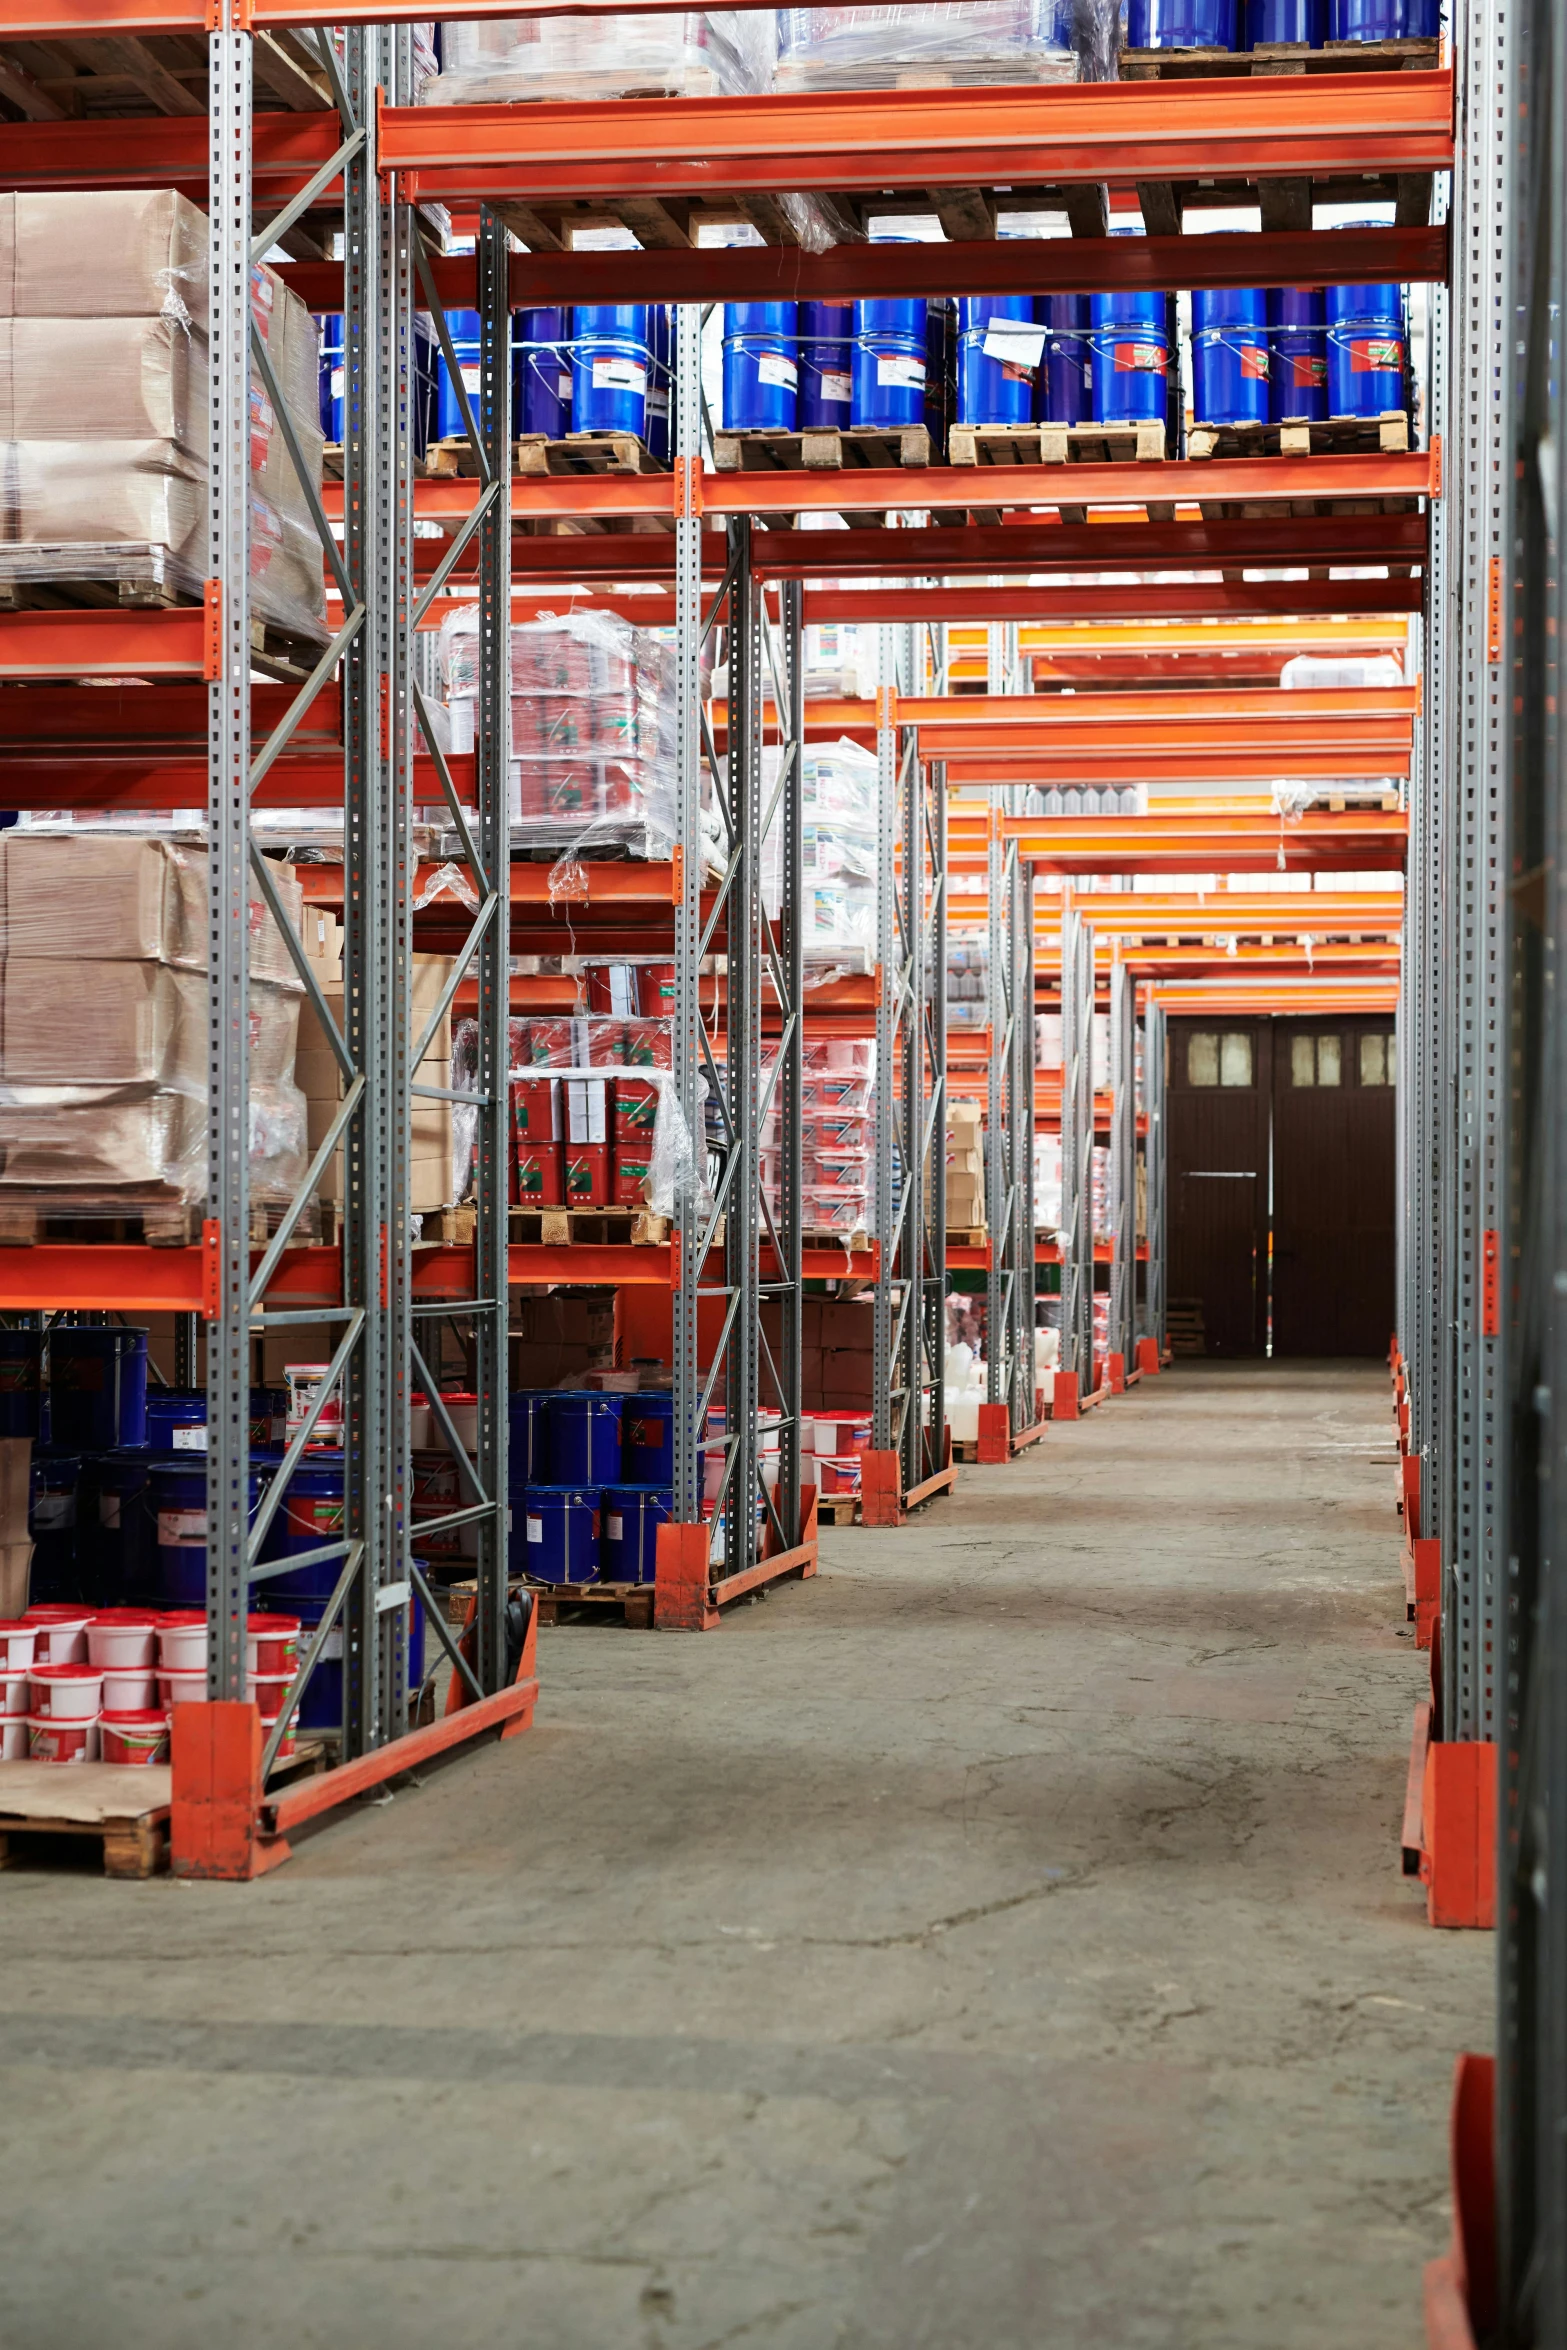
[712,424,931,474]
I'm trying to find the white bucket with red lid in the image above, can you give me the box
[100,1709,171,1766]
[0,1717,26,1760]
[254,1674,299,1761]
[28,1663,103,1720]
[101,1664,158,1711]
[0,1667,30,1720]
[27,1714,99,1762]
[247,1614,300,1675]
[0,1620,36,1671]
[21,1606,92,1664]
[157,1667,207,1708]
[155,1610,207,1670]
[86,1611,158,1670]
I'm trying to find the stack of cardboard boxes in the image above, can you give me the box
[945,1101,986,1236]
[0,189,326,639]
[0,835,305,1211]
[510,1292,616,1388]
[295,906,458,1216]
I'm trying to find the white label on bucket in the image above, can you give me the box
[34,1495,74,1528]
[330,366,344,400]
[819,369,852,404]
[158,1508,207,1546]
[592,357,647,394]
[556,373,572,398]
[876,355,926,389]
[607,1514,624,1542]
[460,363,481,393]
[319,1629,343,1661]
[527,1515,544,1542]
[757,352,798,391]
[172,1424,207,1451]
[982,321,1045,370]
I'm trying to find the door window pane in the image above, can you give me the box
[1316,1035,1342,1087]
[1188,1032,1219,1087]
[1291,1036,1316,1087]
[1362,1038,1400,1090]
[1219,1032,1253,1087]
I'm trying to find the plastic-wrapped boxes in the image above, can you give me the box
[0,836,306,1214]
[0,191,325,641]
[423,9,776,102]
[776,2,1074,89]
[763,738,879,977]
[946,1101,985,1233]
[294,919,458,1215]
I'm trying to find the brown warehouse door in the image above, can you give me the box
[1166,1016,1396,1358]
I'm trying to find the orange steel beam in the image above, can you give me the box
[0,109,339,195]
[0,608,209,679]
[1148,984,1399,1011]
[380,75,1454,202]
[967,620,1410,654]
[1031,890,1405,933]
[281,225,1447,313]
[715,683,1418,730]
[368,449,1434,527]
[996,809,1408,874]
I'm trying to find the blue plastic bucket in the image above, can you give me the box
[572,305,652,436]
[150,1458,269,1608]
[799,299,854,428]
[0,1330,43,1439]
[1247,0,1324,38]
[433,308,483,441]
[600,1483,672,1586]
[251,1386,288,1450]
[50,1327,147,1451]
[621,1393,675,1484]
[1329,0,1426,35]
[289,1590,427,1733]
[147,1389,206,1454]
[852,300,927,430]
[508,1391,551,1491]
[955,295,1039,429]
[515,305,572,438]
[1267,284,1329,421]
[1127,0,1237,44]
[544,1392,623,1485]
[1325,281,1405,418]
[316,311,344,439]
[258,1455,343,1602]
[1089,292,1170,426]
[646,304,672,462]
[723,302,798,434]
[1040,294,1091,426]
[28,1453,80,1601]
[82,1451,155,1605]
[1191,286,1269,426]
[519,1485,601,1586]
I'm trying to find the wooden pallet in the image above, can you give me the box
[713,424,931,475]
[421,1204,477,1245]
[426,431,667,481]
[527,1579,656,1627]
[1119,35,1439,76]
[1187,410,1411,460]
[815,1492,861,1526]
[509,1205,670,1247]
[803,1226,870,1253]
[948,419,1168,469]
[946,1225,989,1249]
[0,1198,335,1249]
[0,1763,170,1879]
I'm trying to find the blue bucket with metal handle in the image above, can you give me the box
[518,1485,601,1586]
[288,1589,427,1733]
[646,304,672,461]
[1330,0,1432,35]
[955,296,1039,429]
[723,302,798,433]
[799,299,854,429]
[432,308,483,441]
[621,1393,675,1484]
[1267,284,1329,422]
[572,305,652,437]
[1191,286,1269,426]
[150,1457,270,1608]
[316,311,344,439]
[1039,294,1091,425]
[852,300,927,430]
[508,1391,551,1492]
[1127,0,1237,44]
[600,1483,672,1586]
[1324,281,1405,418]
[1088,291,1170,426]
[544,1392,624,1485]
[28,1453,80,1601]
[515,305,572,438]
[257,1454,344,1603]
[49,1327,148,1452]
[1247,0,1324,38]
[81,1450,155,1605]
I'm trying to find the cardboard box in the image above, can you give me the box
[0,1088,202,1193]
[0,959,204,1089]
[0,1437,30,1547]
[299,950,456,1209]
[0,315,202,447]
[3,833,192,962]
[0,190,211,328]
[0,1539,30,1618]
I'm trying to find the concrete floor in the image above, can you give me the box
[0,1361,1491,2350]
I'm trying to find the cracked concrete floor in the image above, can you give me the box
[0,1360,1490,2350]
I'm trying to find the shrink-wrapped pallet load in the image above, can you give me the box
[0,190,326,642]
[422,9,776,102]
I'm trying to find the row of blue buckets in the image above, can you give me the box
[1127,0,1438,44]
[316,305,672,452]
[510,1390,672,1587]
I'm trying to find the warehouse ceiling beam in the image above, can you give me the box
[375,74,1453,203]
[277,223,1447,312]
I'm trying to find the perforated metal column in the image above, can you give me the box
[1059,904,1095,1389]
[1144,1004,1167,1357]
[1107,959,1136,1374]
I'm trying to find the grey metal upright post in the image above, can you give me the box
[1059,903,1095,1394]
[1108,957,1136,1378]
[670,304,705,1543]
[925,747,949,1472]
[1145,1002,1167,1358]
[205,14,253,1703]
[1442,0,1511,1744]
[1013,849,1036,1428]
[756,576,804,1549]
[724,517,762,1578]
[872,626,901,1460]
[985,793,1011,1418]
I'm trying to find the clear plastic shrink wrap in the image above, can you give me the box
[0,836,307,1211]
[438,607,678,859]
[762,738,879,979]
[775,0,1074,90]
[0,190,326,643]
[423,10,777,102]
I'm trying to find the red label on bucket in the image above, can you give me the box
[1291,354,1328,387]
[1351,338,1403,373]
[1113,342,1167,374]
[1241,346,1269,380]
